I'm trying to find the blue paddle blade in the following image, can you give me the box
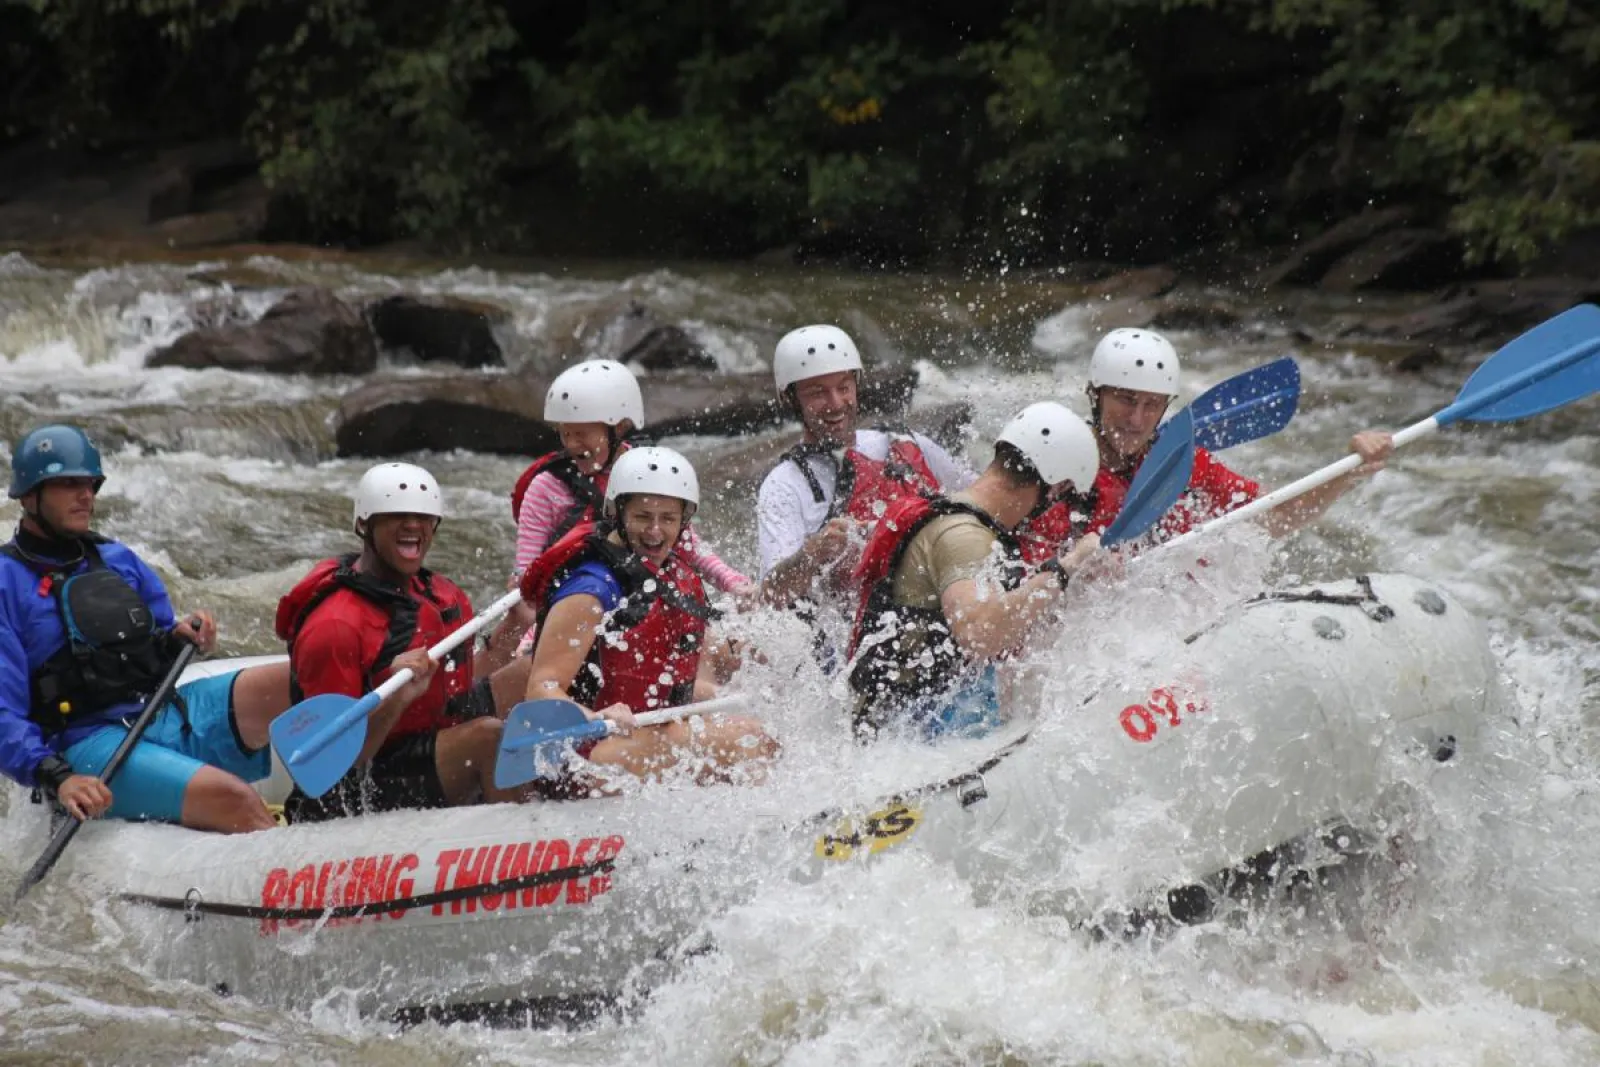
[1103,406,1196,547]
[269,692,370,799]
[495,699,603,788]
[1446,303,1600,424]
[1191,357,1301,451]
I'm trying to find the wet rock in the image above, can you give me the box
[1252,207,1415,289]
[336,375,550,457]
[334,365,921,458]
[1359,276,1600,346]
[1318,228,1465,292]
[367,295,507,368]
[147,288,377,374]
[604,300,716,371]
[544,296,716,372]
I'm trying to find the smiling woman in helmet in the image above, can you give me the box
[520,446,777,787]
[275,462,537,822]
[511,359,750,601]
[1017,328,1395,562]
[847,403,1103,741]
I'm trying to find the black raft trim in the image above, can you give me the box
[116,857,615,922]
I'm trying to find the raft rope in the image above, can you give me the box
[1181,572,1395,646]
[117,854,614,922]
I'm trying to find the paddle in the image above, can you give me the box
[1163,302,1600,551]
[13,633,201,904]
[1101,406,1195,548]
[1100,358,1302,548]
[1190,355,1301,451]
[493,693,747,788]
[270,587,526,799]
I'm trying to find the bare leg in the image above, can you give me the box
[587,712,778,782]
[229,662,292,752]
[488,657,533,717]
[433,716,538,805]
[179,766,277,832]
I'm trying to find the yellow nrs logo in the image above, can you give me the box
[814,803,921,861]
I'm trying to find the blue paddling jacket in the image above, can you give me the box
[0,533,178,788]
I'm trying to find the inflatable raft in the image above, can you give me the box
[28,572,1498,1017]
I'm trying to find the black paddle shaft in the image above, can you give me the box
[12,637,201,904]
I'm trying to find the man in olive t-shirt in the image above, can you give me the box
[849,403,1103,739]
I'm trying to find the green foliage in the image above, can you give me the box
[560,2,953,245]
[246,0,517,245]
[1171,0,1600,262]
[965,8,1145,204]
[1410,88,1600,263]
[2,0,1596,265]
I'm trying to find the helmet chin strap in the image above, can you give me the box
[21,490,81,547]
[1024,482,1058,523]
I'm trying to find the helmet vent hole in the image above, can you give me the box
[1135,359,1145,367]
[1040,428,1050,436]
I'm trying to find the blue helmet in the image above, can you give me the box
[8,425,106,499]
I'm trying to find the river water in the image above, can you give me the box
[0,250,1597,1065]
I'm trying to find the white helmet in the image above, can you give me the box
[1088,329,1181,396]
[544,359,646,427]
[604,446,699,517]
[773,324,863,395]
[996,402,1099,492]
[354,462,444,531]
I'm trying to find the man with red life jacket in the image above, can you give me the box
[521,446,776,784]
[1016,329,1395,563]
[757,324,974,609]
[277,463,535,822]
[849,402,1103,740]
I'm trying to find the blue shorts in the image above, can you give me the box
[61,671,270,823]
[906,666,1002,741]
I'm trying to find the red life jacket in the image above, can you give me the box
[509,451,607,543]
[780,427,940,524]
[1016,447,1262,563]
[275,554,474,739]
[846,494,1023,731]
[520,521,717,712]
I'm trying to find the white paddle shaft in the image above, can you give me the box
[1159,415,1439,553]
[623,693,748,731]
[370,587,526,702]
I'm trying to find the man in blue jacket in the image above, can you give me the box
[1,425,285,832]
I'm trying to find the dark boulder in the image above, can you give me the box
[367,295,508,368]
[147,288,377,374]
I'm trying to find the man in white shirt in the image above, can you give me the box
[757,324,973,609]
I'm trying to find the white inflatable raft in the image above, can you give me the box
[29,572,1498,1017]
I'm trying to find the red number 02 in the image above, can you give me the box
[1120,684,1208,743]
